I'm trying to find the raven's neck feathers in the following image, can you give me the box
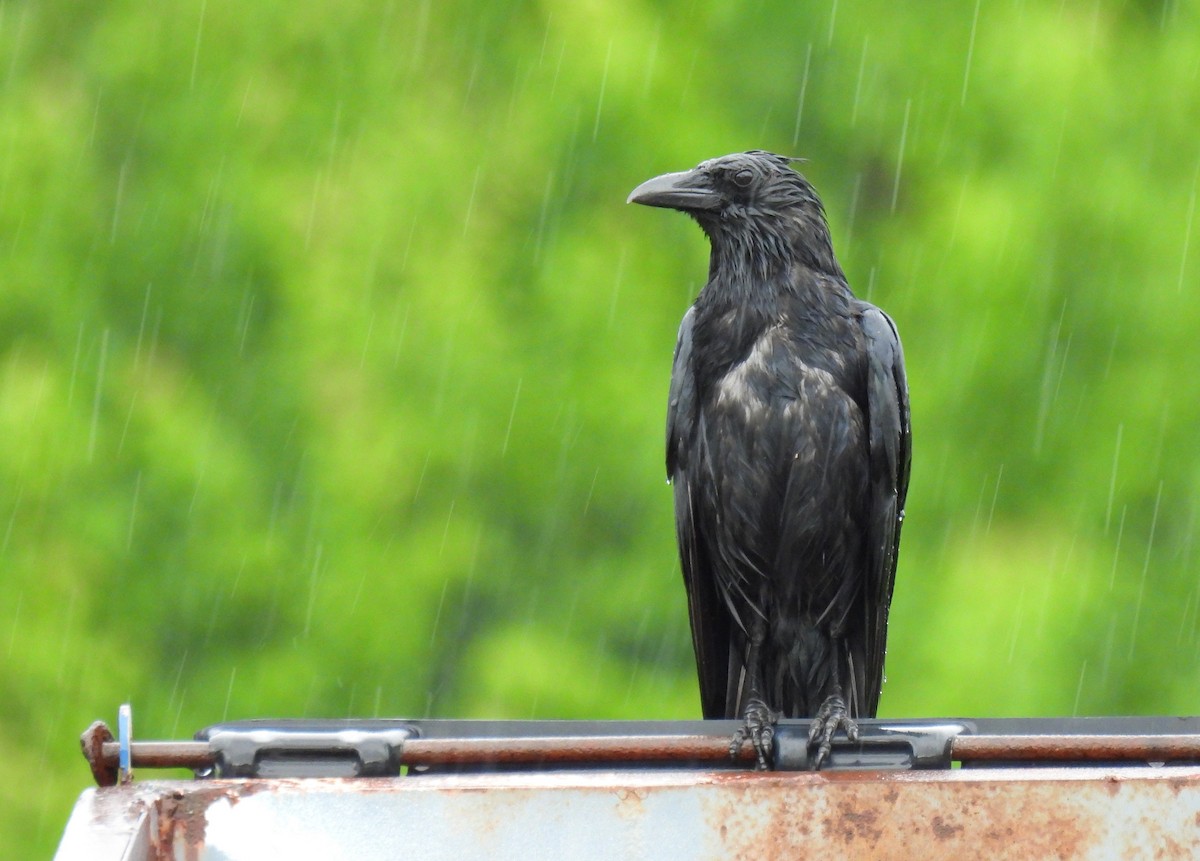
[689,207,852,388]
[699,206,846,315]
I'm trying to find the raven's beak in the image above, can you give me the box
[627,169,722,212]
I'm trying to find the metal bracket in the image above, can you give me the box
[205,727,416,778]
[773,720,969,770]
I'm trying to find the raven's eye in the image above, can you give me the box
[733,169,753,188]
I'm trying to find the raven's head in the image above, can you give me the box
[628,150,842,279]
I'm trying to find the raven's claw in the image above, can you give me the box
[807,693,857,769]
[729,698,778,770]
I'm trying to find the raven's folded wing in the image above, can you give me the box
[857,302,912,715]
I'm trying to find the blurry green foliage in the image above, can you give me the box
[3,0,1200,853]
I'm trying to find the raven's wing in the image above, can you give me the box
[857,302,911,716]
[666,306,696,480]
[668,307,732,719]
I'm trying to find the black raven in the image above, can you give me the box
[628,151,910,769]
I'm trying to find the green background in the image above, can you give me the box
[5,0,1200,853]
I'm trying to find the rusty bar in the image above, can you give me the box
[951,734,1200,762]
[82,723,1200,786]
[401,735,758,765]
[89,735,756,773]
[97,740,215,769]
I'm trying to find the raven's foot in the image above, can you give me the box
[729,698,778,770]
[807,693,858,770]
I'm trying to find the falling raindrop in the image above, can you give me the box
[2,485,20,557]
[1177,166,1197,294]
[169,690,188,739]
[438,500,456,556]
[533,170,556,265]
[607,248,626,328]
[6,592,20,659]
[190,0,207,90]
[406,0,432,77]
[134,283,152,369]
[222,667,237,721]
[87,87,103,148]
[399,215,418,274]
[237,291,255,357]
[593,39,613,141]
[204,587,225,647]
[851,36,869,128]
[1006,584,1025,664]
[1108,504,1125,590]
[502,378,522,456]
[1034,301,1069,456]
[678,48,699,108]
[549,38,567,102]
[643,22,662,100]
[1101,325,1120,381]
[1176,581,1198,647]
[88,328,110,462]
[111,157,128,243]
[582,466,600,516]
[67,324,83,403]
[945,177,970,251]
[304,170,323,251]
[791,42,813,147]
[235,77,253,128]
[126,471,140,552]
[961,0,981,105]
[890,99,911,213]
[303,542,323,639]
[538,13,553,67]
[429,576,449,650]
[412,451,432,502]
[1128,480,1163,658]
[1104,424,1123,533]
[392,303,410,369]
[359,314,375,369]
[166,650,189,733]
[462,165,482,238]
[116,396,138,457]
[843,171,863,255]
[1071,660,1087,717]
[985,464,1003,535]
[1099,612,1118,687]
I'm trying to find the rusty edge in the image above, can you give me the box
[79,722,1200,786]
[80,721,119,787]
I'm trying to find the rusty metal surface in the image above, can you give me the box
[55,785,153,861]
[57,766,1200,860]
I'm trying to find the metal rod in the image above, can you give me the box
[98,740,214,769]
[402,735,757,765]
[90,734,1200,769]
[92,735,757,771]
[951,734,1200,762]
[81,721,1200,787]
